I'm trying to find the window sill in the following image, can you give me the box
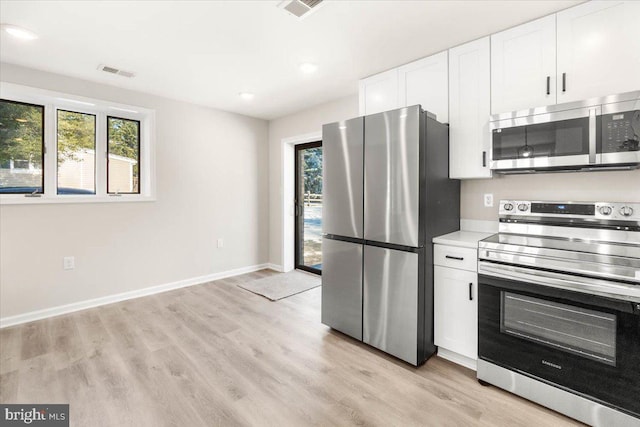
[0,194,156,205]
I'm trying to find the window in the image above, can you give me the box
[57,110,96,195]
[0,82,155,204]
[0,99,45,194]
[107,116,140,194]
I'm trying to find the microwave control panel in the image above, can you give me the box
[602,110,640,152]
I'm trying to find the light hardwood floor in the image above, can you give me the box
[0,270,582,426]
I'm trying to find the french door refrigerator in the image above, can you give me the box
[321,105,460,366]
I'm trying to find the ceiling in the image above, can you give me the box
[0,0,582,120]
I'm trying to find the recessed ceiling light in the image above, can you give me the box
[299,63,318,74]
[239,92,255,100]
[2,24,38,40]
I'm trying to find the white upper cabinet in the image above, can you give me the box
[556,1,640,103]
[491,15,557,114]
[358,51,448,119]
[359,68,399,116]
[449,37,491,179]
[398,51,449,123]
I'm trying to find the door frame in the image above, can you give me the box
[294,141,322,275]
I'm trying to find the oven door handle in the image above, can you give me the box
[478,261,640,303]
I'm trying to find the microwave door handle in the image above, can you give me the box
[589,108,597,164]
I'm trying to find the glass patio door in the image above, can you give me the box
[295,141,322,274]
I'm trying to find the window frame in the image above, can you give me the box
[106,115,141,195]
[0,98,45,194]
[0,82,155,204]
[56,108,97,195]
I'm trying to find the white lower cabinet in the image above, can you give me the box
[434,244,478,369]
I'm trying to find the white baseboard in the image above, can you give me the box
[0,263,270,329]
[266,263,284,272]
[437,347,477,371]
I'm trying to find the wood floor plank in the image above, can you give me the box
[0,270,584,426]
[20,320,50,361]
[0,370,19,402]
[0,326,22,374]
[57,358,116,427]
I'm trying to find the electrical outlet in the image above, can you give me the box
[217,238,224,248]
[484,193,494,207]
[63,256,75,270]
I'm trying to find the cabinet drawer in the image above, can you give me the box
[434,245,477,272]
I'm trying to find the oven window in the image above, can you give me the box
[492,117,590,160]
[501,292,617,366]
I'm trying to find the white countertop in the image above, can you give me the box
[432,230,494,249]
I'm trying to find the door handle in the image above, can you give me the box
[469,283,473,301]
[546,76,550,95]
[445,255,464,261]
[482,151,487,167]
[562,73,567,93]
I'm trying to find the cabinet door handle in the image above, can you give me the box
[562,73,567,93]
[546,76,550,95]
[445,255,464,261]
[482,151,487,167]
[469,283,473,301]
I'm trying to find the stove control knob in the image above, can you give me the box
[599,206,613,216]
[518,203,529,212]
[503,203,514,211]
[620,206,634,217]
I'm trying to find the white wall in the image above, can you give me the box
[268,95,359,269]
[0,63,270,320]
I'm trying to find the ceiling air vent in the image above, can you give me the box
[278,0,324,19]
[97,64,136,78]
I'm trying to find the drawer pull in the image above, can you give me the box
[445,255,464,261]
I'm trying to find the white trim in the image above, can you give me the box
[0,263,270,328]
[267,263,285,272]
[0,194,156,205]
[281,131,322,273]
[437,348,478,371]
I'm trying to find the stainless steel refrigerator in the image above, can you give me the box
[321,105,460,366]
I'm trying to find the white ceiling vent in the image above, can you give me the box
[278,0,324,19]
[97,64,136,78]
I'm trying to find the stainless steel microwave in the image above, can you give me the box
[489,91,640,173]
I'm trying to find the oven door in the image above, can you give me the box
[490,106,600,171]
[478,273,640,418]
